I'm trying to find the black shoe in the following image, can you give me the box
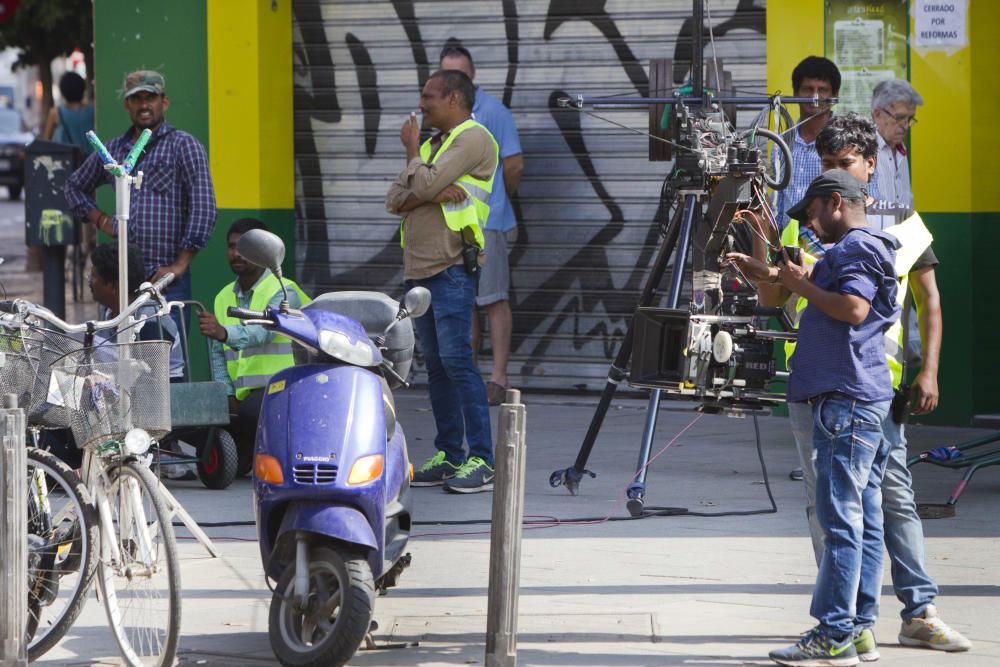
[769,628,859,666]
[443,457,495,494]
[412,451,462,486]
[789,467,804,481]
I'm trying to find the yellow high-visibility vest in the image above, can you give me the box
[214,272,311,400]
[401,118,498,249]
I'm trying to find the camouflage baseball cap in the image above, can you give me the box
[121,70,166,99]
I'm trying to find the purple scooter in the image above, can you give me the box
[227,229,430,667]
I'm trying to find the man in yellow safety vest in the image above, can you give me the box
[198,218,309,476]
[385,69,499,494]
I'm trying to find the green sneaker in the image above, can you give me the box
[769,628,859,666]
[853,627,880,662]
[443,456,495,494]
[411,451,461,487]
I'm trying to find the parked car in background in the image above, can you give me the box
[0,107,34,199]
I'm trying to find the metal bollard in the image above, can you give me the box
[0,394,27,667]
[485,389,527,667]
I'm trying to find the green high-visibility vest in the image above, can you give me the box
[214,272,311,400]
[781,213,932,388]
[401,118,498,249]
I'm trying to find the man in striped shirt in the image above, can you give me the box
[870,79,922,209]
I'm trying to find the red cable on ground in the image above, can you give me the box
[411,411,706,538]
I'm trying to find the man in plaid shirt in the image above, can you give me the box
[773,56,841,257]
[65,70,216,307]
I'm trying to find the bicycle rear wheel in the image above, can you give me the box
[97,460,181,667]
[25,447,99,661]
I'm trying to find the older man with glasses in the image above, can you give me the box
[871,79,922,209]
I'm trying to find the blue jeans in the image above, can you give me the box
[791,401,938,621]
[881,417,939,620]
[808,393,891,637]
[407,265,493,466]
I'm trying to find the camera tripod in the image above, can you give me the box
[548,0,816,513]
[548,189,700,513]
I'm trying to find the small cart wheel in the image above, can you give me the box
[197,428,238,490]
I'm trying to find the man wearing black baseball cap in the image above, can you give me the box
[729,170,902,665]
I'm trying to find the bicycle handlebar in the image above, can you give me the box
[4,273,176,334]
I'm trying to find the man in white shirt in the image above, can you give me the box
[871,79,923,209]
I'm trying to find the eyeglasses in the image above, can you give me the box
[879,108,917,126]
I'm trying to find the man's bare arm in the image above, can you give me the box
[503,154,523,195]
[908,266,942,414]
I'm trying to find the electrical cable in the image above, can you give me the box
[570,106,704,156]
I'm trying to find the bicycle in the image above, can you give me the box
[2,273,181,667]
[1,320,99,660]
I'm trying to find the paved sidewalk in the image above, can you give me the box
[37,390,1000,666]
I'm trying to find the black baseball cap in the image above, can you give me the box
[786,169,868,222]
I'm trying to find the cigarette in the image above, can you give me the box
[410,111,417,122]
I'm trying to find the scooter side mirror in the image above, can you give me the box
[235,229,286,276]
[401,286,431,319]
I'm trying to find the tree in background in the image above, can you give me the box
[0,0,94,116]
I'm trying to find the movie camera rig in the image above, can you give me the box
[549,0,838,512]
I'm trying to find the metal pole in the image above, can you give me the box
[486,389,527,667]
[626,194,699,516]
[692,0,704,98]
[114,174,132,342]
[0,394,27,667]
[42,245,66,319]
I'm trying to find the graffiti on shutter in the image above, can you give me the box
[293,0,766,390]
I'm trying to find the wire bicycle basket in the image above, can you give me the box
[0,324,42,410]
[26,331,87,429]
[51,341,172,449]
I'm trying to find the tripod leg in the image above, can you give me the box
[549,194,685,495]
[627,195,699,514]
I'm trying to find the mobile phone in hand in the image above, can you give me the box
[772,245,802,266]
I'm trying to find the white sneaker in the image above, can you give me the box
[898,604,972,652]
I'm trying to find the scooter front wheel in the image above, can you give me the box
[269,546,375,667]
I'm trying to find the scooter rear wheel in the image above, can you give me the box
[269,546,375,667]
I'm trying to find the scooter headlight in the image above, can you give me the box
[347,454,384,485]
[123,428,152,456]
[318,330,378,367]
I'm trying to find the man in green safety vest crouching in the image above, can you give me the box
[198,218,310,476]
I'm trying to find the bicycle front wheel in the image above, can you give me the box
[97,460,181,667]
[25,447,99,661]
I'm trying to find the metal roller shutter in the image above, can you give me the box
[292,0,767,390]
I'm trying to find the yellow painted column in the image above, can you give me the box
[909,33,971,212]
[766,0,824,118]
[207,0,294,211]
